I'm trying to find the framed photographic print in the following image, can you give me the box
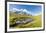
[5,0,45,33]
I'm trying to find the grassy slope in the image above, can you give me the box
[9,12,42,28]
[15,15,42,28]
[30,15,42,28]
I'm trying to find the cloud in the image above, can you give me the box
[13,8,22,11]
[23,9,29,12]
[11,8,41,16]
[12,8,31,14]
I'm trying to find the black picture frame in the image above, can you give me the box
[5,0,45,33]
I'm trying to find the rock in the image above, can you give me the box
[16,18,33,24]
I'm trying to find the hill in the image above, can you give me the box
[9,11,42,28]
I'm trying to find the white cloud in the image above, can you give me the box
[11,8,41,16]
[13,8,22,11]
[23,9,31,14]
[12,8,31,14]
[23,9,28,12]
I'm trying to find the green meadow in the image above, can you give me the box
[9,11,42,28]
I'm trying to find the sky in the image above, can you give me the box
[9,4,42,16]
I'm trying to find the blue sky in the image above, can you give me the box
[9,4,42,16]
